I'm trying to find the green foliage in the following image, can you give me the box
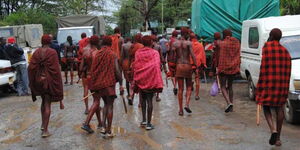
[280,0,300,15]
[2,9,57,34]
[116,0,193,35]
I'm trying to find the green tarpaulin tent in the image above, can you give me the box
[191,0,280,40]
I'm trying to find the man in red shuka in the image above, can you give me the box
[81,36,123,138]
[217,29,240,113]
[190,33,206,101]
[128,33,144,106]
[80,35,103,131]
[28,35,64,138]
[133,35,163,130]
[256,28,291,146]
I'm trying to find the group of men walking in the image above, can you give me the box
[26,26,291,147]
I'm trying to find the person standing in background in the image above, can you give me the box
[4,37,29,96]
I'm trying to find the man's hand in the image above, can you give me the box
[120,86,125,95]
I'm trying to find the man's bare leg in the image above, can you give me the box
[173,78,178,95]
[275,106,284,146]
[102,96,108,131]
[41,95,51,138]
[156,93,161,102]
[228,76,234,104]
[185,78,193,113]
[126,81,130,98]
[220,75,233,112]
[105,96,115,136]
[41,98,45,131]
[177,78,184,116]
[64,71,68,84]
[263,106,278,145]
[141,92,147,124]
[70,63,74,85]
[195,72,200,100]
[81,94,100,134]
[83,79,89,114]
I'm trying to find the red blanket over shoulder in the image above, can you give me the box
[28,48,63,102]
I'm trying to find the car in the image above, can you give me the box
[240,15,300,124]
[0,59,16,92]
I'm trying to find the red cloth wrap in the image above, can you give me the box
[190,39,206,67]
[28,48,63,102]
[256,41,291,107]
[90,46,117,92]
[133,47,163,93]
[217,36,241,75]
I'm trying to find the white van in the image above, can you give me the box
[240,15,300,123]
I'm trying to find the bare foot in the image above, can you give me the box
[60,101,65,110]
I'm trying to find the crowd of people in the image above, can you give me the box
[1,26,291,147]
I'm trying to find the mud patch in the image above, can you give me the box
[170,121,202,141]
[1,136,22,144]
[209,125,233,131]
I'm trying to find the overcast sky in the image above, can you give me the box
[90,1,120,28]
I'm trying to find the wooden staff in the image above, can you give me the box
[256,104,262,126]
[216,68,221,90]
[81,92,95,101]
[121,94,128,114]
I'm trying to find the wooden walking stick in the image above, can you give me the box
[256,104,262,126]
[81,92,95,101]
[120,90,128,114]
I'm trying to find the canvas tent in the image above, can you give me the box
[56,15,106,35]
[191,0,280,39]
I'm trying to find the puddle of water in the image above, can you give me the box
[170,121,202,141]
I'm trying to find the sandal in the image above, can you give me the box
[156,97,161,102]
[195,96,200,101]
[184,107,192,113]
[178,111,184,116]
[41,132,52,138]
[225,104,233,113]
[173,88,178,95]
[140,122,147,127]
[146,124,155,130]
[269,132,278,145]
[81,124,94,134]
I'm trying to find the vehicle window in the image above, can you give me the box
[248,27,259,49]
[57,28,93,45]
[281,35,300,60]
[0,28,13,38]
[31,28,40,40]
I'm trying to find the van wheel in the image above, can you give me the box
[284,100,300,124]
[247,76,255,101]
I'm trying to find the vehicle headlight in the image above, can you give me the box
[294,79,300,91]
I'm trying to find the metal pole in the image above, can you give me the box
[161,0,164,34]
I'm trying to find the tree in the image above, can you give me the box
[280,0,300,15]
[131,0,160,31]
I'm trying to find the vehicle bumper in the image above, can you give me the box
[288,91,300,112]
[0,72,16,87]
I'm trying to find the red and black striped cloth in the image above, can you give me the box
[256,41,292,106]
[217,36,241,75]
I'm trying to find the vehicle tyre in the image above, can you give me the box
[284,100,300,124]
[247,75,255,101]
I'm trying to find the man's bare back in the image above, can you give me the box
[121,41,132,60]
[174,39,196,64]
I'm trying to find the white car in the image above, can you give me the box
[0,59,16,92]
[240,15,300,123]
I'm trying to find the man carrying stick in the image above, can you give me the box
[217,29,240,113]
[80,35,103,132]
[128,34,144,106]
[81,36,123,138]
[256,28,291,146]
[167,31,179,95]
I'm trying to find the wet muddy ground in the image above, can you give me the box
[0,76,300,150]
